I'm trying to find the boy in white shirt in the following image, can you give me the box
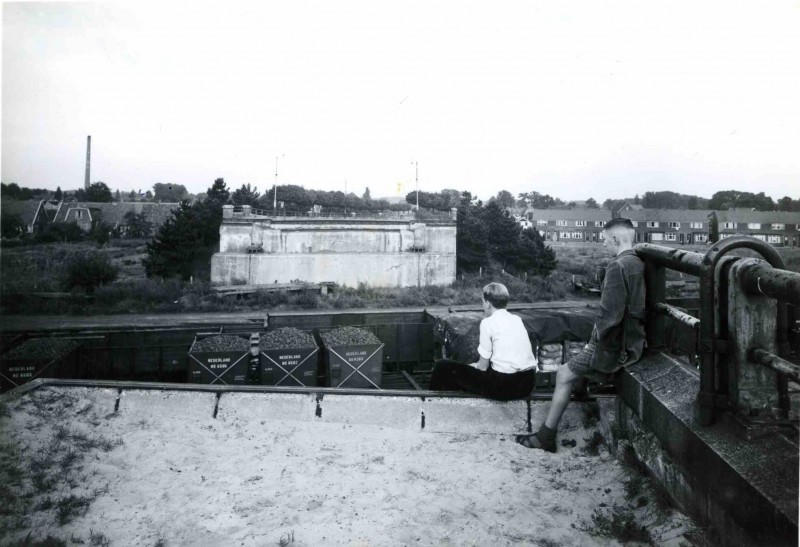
[429,282,538,400]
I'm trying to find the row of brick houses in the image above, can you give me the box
[1,199,179,237]
[523,206,800,247]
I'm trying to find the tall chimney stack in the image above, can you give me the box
[84,135,91,190]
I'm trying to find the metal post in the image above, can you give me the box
[727,259,781,423]
[644,261,666,350]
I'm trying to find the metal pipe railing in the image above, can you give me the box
[635,244,705,276]
[655,303,700,330]
[637,236,794,425]
[739,263,800,307]
[750,348,800,384]
[697,235,789,425]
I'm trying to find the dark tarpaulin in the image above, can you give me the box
[433,307,596,363]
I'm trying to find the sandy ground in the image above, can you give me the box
[0,386,699,546]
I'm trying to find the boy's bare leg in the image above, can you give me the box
[544,363,580,429]
[516,362,580,452]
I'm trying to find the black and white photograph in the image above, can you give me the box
[1,1,798,545]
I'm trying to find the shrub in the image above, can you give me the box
[35,223,84,243]
[63,252,118,293]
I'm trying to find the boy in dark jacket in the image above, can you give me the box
[516,217,646,452]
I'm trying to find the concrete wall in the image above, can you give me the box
[212,217,457,287]
[218,220,455,255]
[212,252,456,287]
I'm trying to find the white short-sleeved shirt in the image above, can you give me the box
[477,309,538,374]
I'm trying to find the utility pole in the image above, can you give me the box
[273,156,278,211]
[411,161,419,210]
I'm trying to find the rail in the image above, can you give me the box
[636,235,799,426]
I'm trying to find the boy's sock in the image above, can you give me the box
[537,424,557,446]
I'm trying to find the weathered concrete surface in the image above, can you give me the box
[118,390,218,422]
[212,217,456,287]
[211,251,456,287]
[727,258,781,415]
[216,392,317,423]
[618,351,798,546]
[218,219,455,254]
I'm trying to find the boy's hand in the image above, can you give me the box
[472,356,491,371]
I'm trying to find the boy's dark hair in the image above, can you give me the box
[482,282,509,309]
[604,217,635,230]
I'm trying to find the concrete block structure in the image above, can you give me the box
[211,206,457,287]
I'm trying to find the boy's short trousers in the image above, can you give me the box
[566,335,615,384]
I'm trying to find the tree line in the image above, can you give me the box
[5,180,796,213]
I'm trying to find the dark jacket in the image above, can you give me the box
[590,249,646,373]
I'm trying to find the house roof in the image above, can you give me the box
[618,203,644,213]
[715,208,800,224]
[54,202,180,227]
[622,209,715,222]
[1,199,45,226]
[524,208,613,221]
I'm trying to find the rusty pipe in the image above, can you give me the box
[635,243,705,276]
[750,348,800,384]
[655,302,700,330]
[739,264,800,307]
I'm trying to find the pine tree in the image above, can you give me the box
[143,178,230,279]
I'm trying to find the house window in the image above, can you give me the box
[694,234,708,243]
[752,234,766,242]
[747,223,761,229]
[722,222,736,229]
[556,220,567,227]
[771,223,785,230]
[537,220,548,226]
[630,221,638,227]
[595,221,604,227]
[647,221,659,228]
[76,211,83,219]
[668,222,680,229]
[559,231,571,239]
[690,222,703,229]
[575,220,586,227]
[768,235,782,244]
[571,231,583,239]
[665,233,677,242]
[651,233,664,241]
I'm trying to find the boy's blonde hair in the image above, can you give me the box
[482,282,509,309]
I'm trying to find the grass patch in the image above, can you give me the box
[581,431,605,456]
[0,389,122,537]
[55,494,93,525]
[5,533,68,547]
[89,530,111,547]
[585,505,652,544]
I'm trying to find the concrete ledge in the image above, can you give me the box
[118,389,218,422]
[216,392,317,423]
[619,351,798,546]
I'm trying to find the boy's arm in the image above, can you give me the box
[595,260,626,341]
[472,318,492,371]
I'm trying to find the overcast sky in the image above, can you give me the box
[2,1,799,203]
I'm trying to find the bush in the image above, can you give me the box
[64,252,118,293]
[35,223,84,243]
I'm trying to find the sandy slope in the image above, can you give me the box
[1,387,698,546]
